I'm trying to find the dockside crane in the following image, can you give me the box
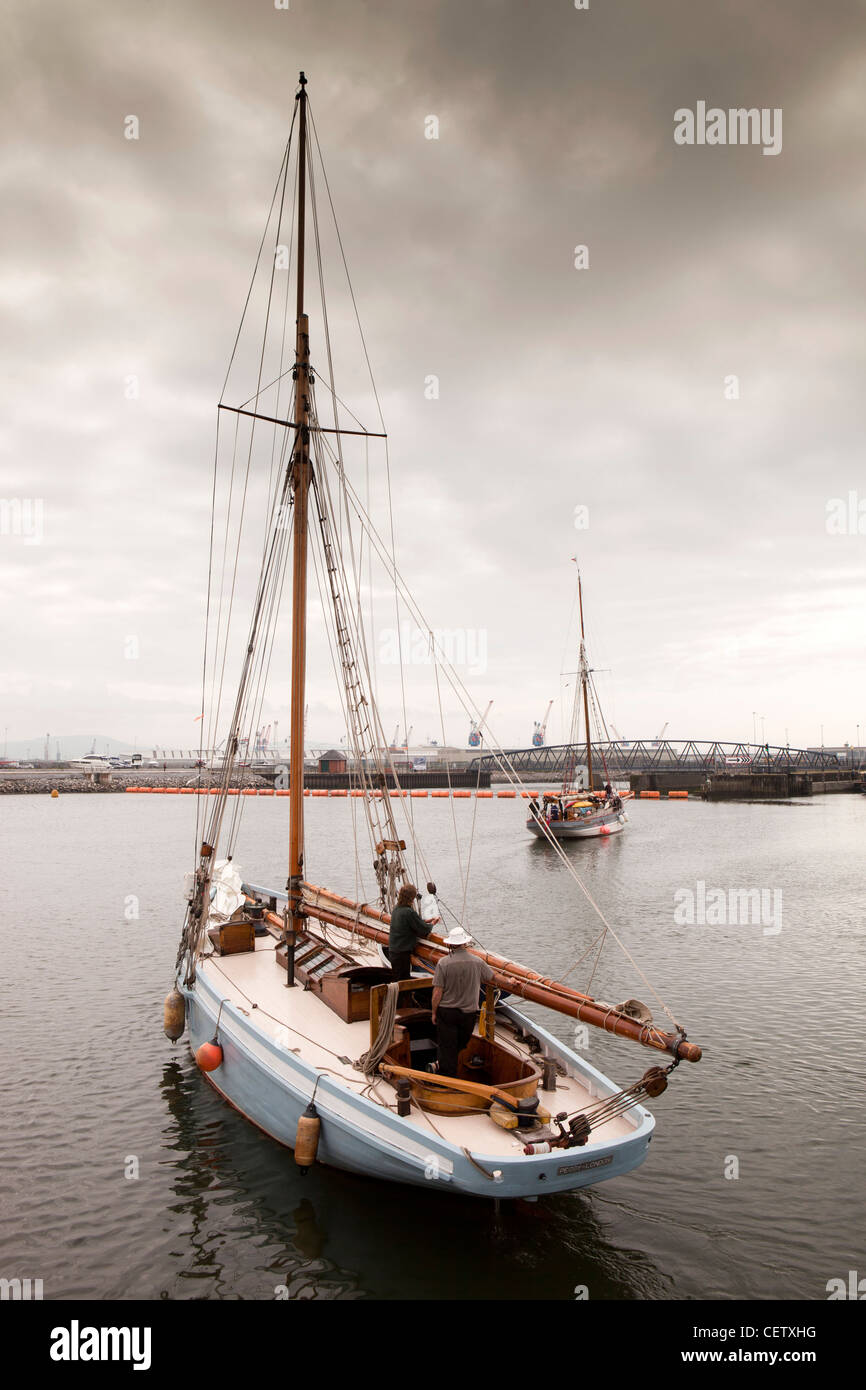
[532,700,554,747]
[468,701,493,748]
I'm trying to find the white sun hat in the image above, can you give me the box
[444,926,472,947]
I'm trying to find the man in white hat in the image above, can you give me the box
[431,926,494,1076]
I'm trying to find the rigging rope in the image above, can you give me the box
[357,981,400,1076]
[314,465,682,1028]
[186,97,681,1034]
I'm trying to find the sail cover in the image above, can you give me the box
[208,859,244,924]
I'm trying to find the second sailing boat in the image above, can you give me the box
[527,568,628,840]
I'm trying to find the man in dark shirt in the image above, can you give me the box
[431,927,494,1076]
[387,882,429,981]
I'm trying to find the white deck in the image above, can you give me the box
[197,925,635,1158]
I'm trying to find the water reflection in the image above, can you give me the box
[159,1059,363,1299]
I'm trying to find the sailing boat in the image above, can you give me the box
[166,75,700,1201]
[527,568,628,840]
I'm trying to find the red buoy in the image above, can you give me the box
[195,1037,223,1072]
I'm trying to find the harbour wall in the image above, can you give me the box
[0,768,491,795]
[702,770,860,799]
[629,768,862,799]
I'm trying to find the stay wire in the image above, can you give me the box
[322,463,681,1025]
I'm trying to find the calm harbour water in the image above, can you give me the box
[1,790,863,1301]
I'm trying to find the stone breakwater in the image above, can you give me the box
[0,773,273,795]
[0,777,118,794]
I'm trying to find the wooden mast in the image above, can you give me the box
[578,572,594,791]
[288,72,310,936]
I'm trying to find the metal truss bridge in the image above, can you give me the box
[469,740,846,777]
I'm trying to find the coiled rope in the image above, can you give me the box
[357,981,401,1076]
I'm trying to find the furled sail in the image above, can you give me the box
[208,859,244,924]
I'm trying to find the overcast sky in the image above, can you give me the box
[2,0,864,755]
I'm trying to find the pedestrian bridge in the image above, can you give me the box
[469,740,847,777]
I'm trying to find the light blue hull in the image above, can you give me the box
[179,966,654,1201]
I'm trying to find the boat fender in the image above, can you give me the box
[195,1036,223,1071]
[163,988,186,1041]
[295,1102,321,1173]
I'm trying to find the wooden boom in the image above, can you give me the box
[261,884,702,1064]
